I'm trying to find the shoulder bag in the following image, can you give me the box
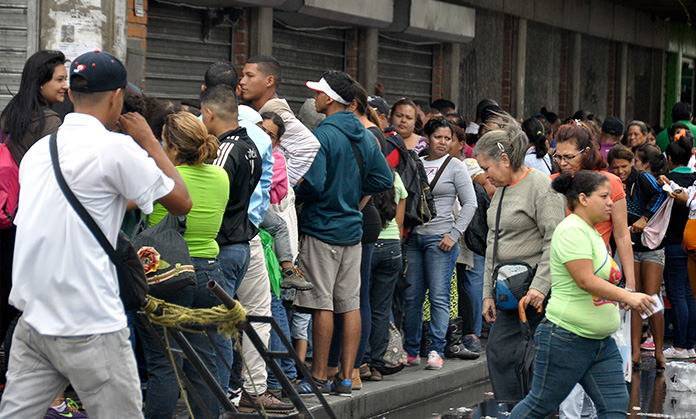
[50,133,149,311]
[491,186,537,311]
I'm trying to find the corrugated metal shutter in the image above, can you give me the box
[145,1,233,102]
[0,0,29,109]
[273,22,346,114]
[377,34,434,106]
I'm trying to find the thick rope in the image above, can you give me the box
[142,296,247,340]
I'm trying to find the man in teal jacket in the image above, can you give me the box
[657,102,696,151]
[294,70,392,396]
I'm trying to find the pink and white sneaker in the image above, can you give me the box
[640,335,655,351]
[406,354,421,366]
[426,351,443,370]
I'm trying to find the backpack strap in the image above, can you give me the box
[429,156,453,190]
[349,140,365,182]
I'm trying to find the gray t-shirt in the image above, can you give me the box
[412,155,477,240]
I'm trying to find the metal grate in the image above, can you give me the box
[0,0,29,110]
[377,34,435,107]
[144,1,233,103]
[273,21,346,114]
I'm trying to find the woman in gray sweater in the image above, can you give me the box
[403,118,477,370]
[474,113,565,403]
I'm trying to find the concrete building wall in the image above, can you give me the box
[578,34,610,119]
[458,8,505,121]
[625,45,655,124]
[524,21,562,119]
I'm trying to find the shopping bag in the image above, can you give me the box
[642,196,673,249]
[611,308,632,382]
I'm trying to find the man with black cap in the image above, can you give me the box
[657,102,696,151]
[293,70,392,397]
[600,116,625,160]
[0,50,192,418]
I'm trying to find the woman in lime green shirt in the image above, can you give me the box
[136,111,229,419]
[510,170,656,419]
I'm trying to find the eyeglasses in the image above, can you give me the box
[553,148,586,162]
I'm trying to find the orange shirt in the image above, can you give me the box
[550,170,625,246]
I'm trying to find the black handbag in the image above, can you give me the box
[133,213,195,299]
[49,133,149,311]
[491,186,536,310]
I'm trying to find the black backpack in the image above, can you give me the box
[384,134,436,228]
[464,181,490,256]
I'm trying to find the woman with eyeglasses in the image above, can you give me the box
[474,112,565,403]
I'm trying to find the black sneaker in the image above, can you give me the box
[330,373,352,397]
[295,377,330,396]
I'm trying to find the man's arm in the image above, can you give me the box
[117,113,191,215]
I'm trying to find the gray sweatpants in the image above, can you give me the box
[260,209,294,264]
[0,317,143,419]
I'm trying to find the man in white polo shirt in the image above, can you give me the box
[0,51,191,418]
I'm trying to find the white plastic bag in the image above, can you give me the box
[665,362,696,392]
[610,308,631,382]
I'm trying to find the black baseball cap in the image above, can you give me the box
[602,116,624,136]
[70,50,128,93]
[368,96,390,116]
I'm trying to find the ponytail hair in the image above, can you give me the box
[473,111,528,170]
[636,144,667,176]
[522,117,548,158]
[665,136,694,167]
[551,170,609,211]
[162,111,219,166]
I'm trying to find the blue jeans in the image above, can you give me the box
[328,242,374,368]
[664,244,696,349]
[509,319,628,419]
[215,243,250,391]
[365,239,402,368]
[135,261,221,419]
[403,234,458,356]
[462,252,484,336]
[267,294,297,389]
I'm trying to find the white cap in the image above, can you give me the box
[306,77,350,106]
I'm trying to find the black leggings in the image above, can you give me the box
[456,263,475,336]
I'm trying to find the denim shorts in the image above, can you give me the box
[633,248,665,266]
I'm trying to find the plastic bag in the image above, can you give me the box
[259,229,282,299]
[610,308,632,382]
[665,362,696,392]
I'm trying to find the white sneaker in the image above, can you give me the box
[426,350,443,370]
[664,346,690,359]
[688,349,696,358]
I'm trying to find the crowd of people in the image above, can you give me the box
[1,48,696,419]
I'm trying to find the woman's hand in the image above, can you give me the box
[624,292,657,317]
[482,298,497,323]
[438,234,456,252]
[657,175,670,186]
[524,288,545,310]
[630,216,648,233]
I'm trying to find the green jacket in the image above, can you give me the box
[656,120,696,151]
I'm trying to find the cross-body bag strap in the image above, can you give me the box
[429,155,453,190]
[49,133,121,267]
[491,186,507,268]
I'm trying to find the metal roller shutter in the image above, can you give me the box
[0,0,29,109]
[145,1,233,102]
[273,21,346,114]
[377,34,434,106]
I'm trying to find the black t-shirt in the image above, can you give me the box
[213,127,262,245]
[368,126,387,155]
